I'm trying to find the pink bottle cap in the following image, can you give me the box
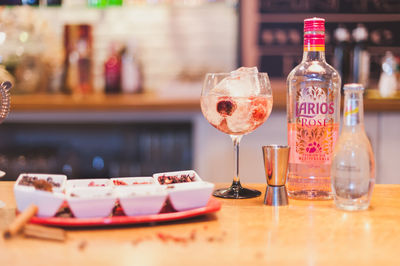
[304,17,325,32]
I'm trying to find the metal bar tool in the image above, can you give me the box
[262,145,290,206]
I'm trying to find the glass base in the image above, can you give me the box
[288,190,332,200]
[334,197,371,211]
[334,202,369,211]
[213,184,261,199]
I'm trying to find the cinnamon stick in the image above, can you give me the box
[24,224,66,242]
[3,204,38,239]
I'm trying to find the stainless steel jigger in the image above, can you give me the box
[262,145,290,206]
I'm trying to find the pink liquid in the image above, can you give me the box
[200,95,273,135]
[287,122,339,199]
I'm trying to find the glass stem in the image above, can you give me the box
[231,135,243,192]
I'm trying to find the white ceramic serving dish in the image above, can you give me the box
[115,186,167,216]
[111,177,156,186]
[153,170,202,185]
[14,173,67,217]
[66,187,116,219]
[65,178,112,190]
[163,181,214,211]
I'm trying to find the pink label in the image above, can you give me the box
[289,86,338,164]
[288,123,339,164]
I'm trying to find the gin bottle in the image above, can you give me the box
[331,84,375,211]
[287,18,341,200]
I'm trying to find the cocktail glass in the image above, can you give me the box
[200,70,273,199]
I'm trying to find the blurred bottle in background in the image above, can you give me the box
[378,51,398,98]
[88,0,122,8]
[21,0,39,5]
[46,0,63,6]
[121,40,142,94]
[333,24,351,87]
[64,24,93,94]
[104,42,122,93]
[107,0,122,6]
[87,0,107,8]
[352,23,370,88]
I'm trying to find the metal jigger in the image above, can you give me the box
[262,145,290,206]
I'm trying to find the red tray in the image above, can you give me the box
[29,198,221,227]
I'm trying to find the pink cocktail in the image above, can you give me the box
[200,68,273,199]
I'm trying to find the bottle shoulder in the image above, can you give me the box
[336,129,373,149]
[287,60,342,93]
[287,60,340,79]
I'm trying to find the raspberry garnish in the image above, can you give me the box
[250,97,267,122]
[217,98,236,116]
[252,105,266,121]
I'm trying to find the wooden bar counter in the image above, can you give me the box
[1,181,400,265]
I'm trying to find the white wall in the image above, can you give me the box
[194,110,399,185]
[378,113,400,184]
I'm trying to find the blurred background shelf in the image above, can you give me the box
[258,14,400,23]
[10,80,400,112]
[10,92,201,111]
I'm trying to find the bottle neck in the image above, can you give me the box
[302,30,326,62]
[302,51,326,62]
[343,90,364,130]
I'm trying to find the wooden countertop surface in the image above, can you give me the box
[1,182,400,265]
[10,80,400,112]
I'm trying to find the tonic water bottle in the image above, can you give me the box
[331,83,375,211]
[287,17,341,200]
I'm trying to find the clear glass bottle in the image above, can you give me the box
[287,17,341,200]
[331,83,375,211]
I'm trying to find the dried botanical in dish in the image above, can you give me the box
[32,179,53,192]
[18,175,61,190]
[113,180,128,186]
[88,181,106,187]
[112,180,153,186]
[157,174,196,185]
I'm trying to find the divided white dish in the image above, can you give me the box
[154,170,213,211]
[14,173,67,217]
[13,170,213,218]
[164,182,214,211]
[66,186,116,219]
[115,186,167,216]
[111,177,156,186]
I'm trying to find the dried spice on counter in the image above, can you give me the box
[156,229,197,244]
[78,240,88,251]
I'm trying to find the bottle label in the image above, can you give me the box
[344,98,360,126]
[304,34,325,52]
[288,86,338,164]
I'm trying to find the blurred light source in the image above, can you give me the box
[0,32,6,45]
[62,164,73,175]
[16,46,24,56]
[19,31,29,43]
[92,156,104,170]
